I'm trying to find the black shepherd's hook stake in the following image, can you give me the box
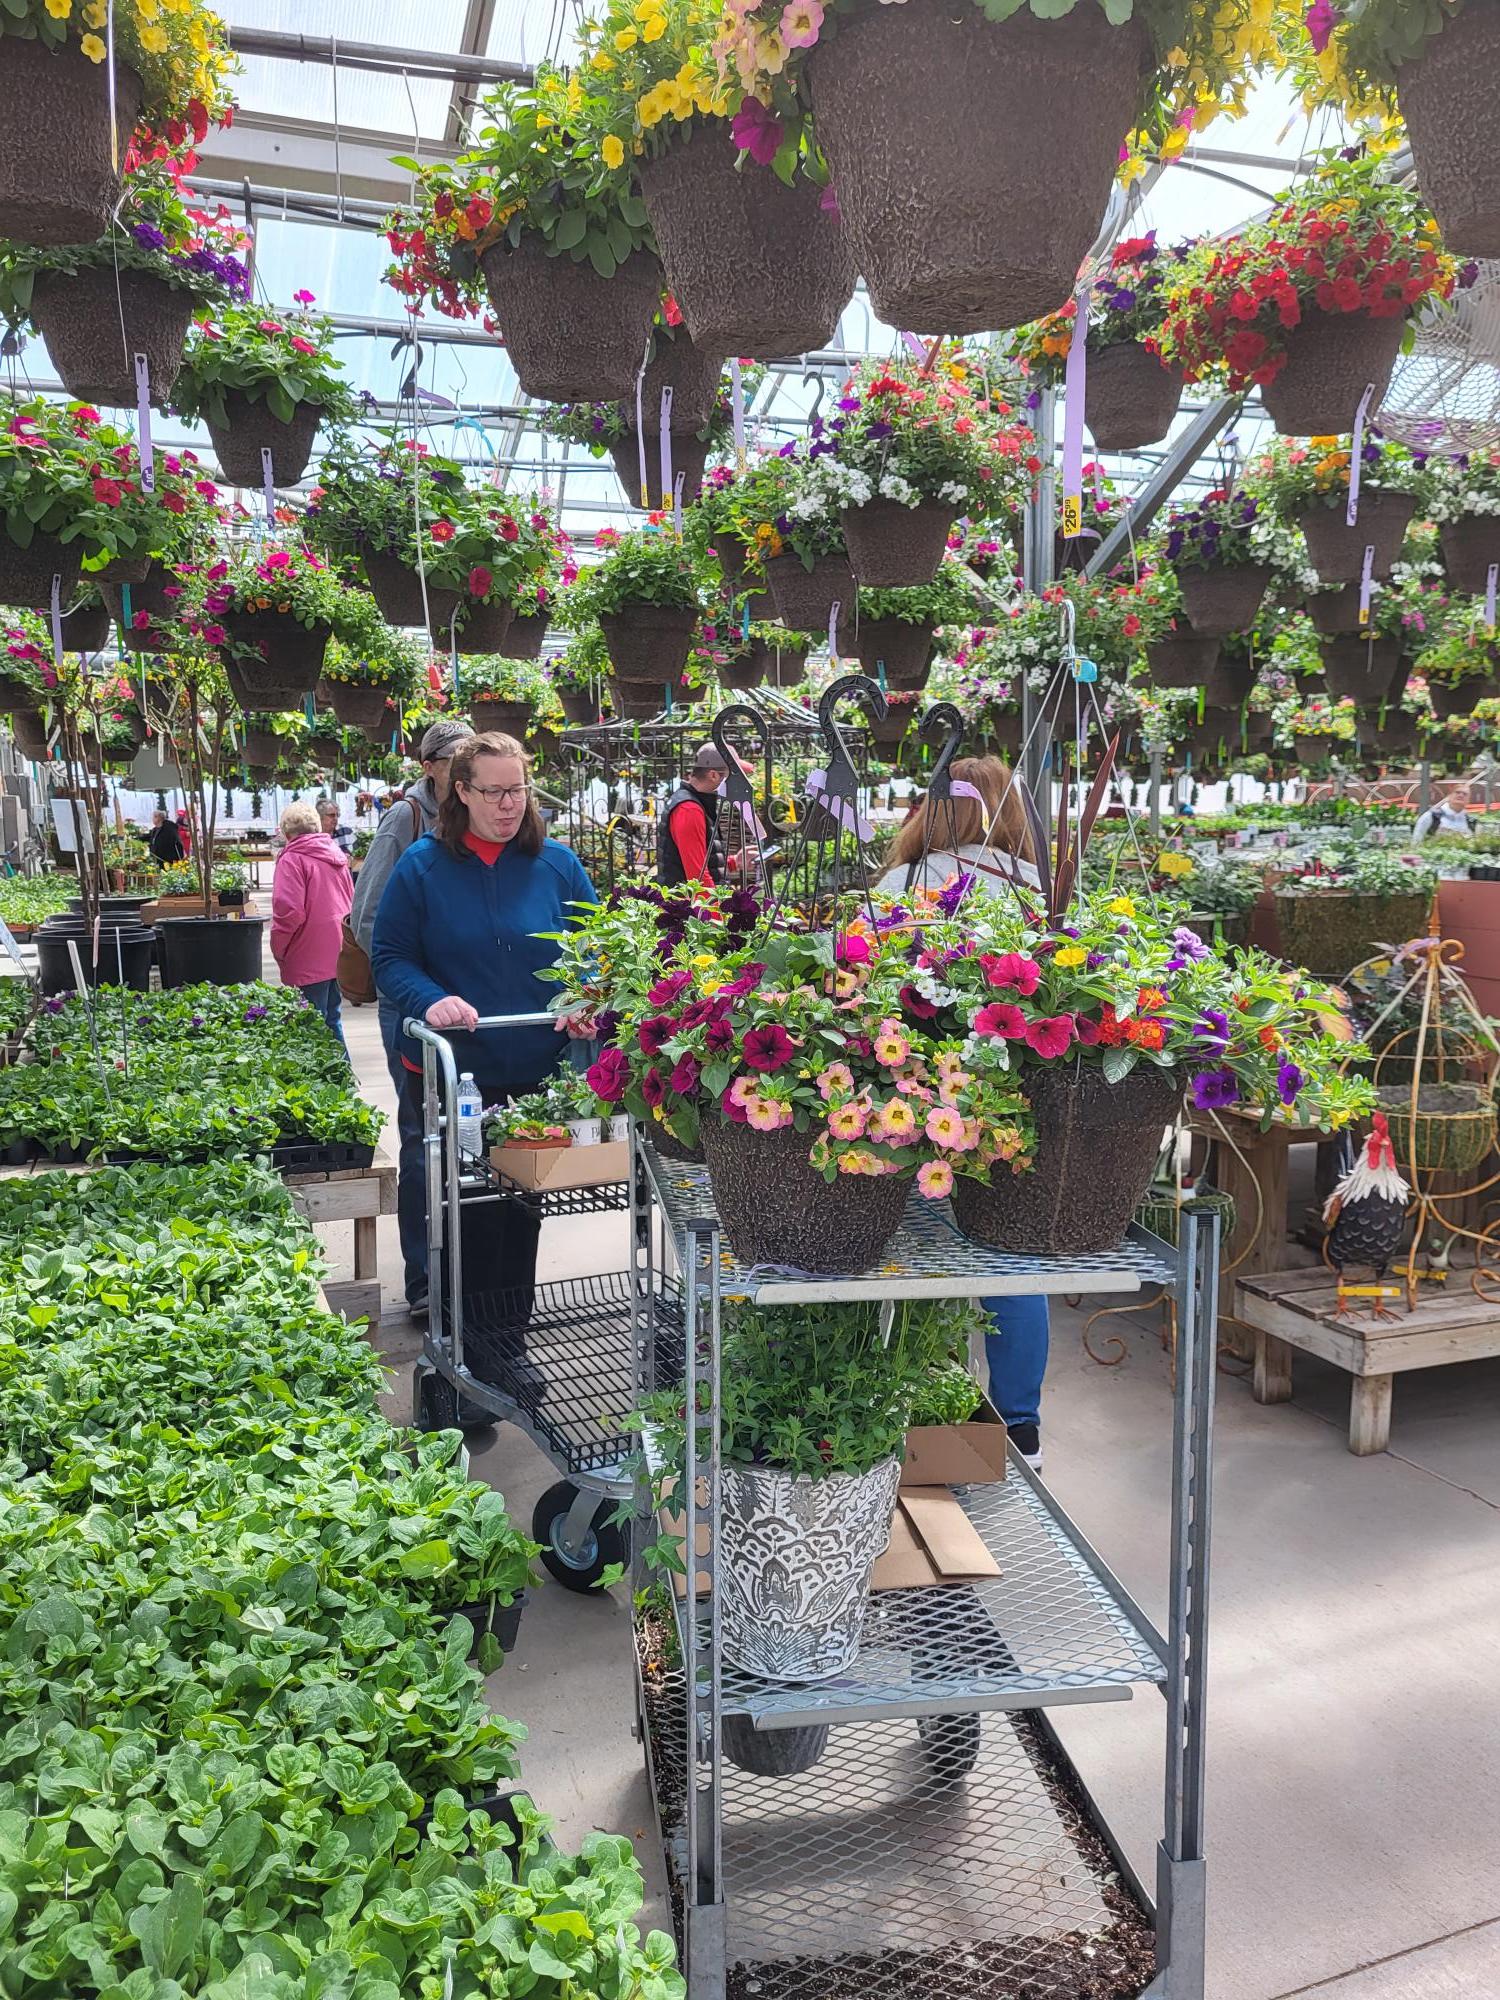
[918,699,966,862]
[711,702,773,882]
[814,672,884,921]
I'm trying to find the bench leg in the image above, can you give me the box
[354,1213,378,1283]
[1348,1372,1393,1455]
[1253,1329,1294,1404]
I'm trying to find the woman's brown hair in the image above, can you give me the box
[436,732,545,859]
[887,755,1034,871]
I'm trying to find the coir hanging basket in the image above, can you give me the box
[480,236,663,404]
[721,637,808,688]
[1175,561,1272,638]
[101,565,179,653]
[805,0,1150,333]
[1439,517,1500,596]
[325,682,394,731]
[1260,310,1407,438]
[468,699,532,738]
[599,603,699,684]
[1306,585,1369,636]
[507,613,549,661]
[712,535,772,612]
[608,434,710,513]
[362,547,461,631]
[1378,1082,1497,1175]
[1201,654,1255,707]
[1427,672,1494,720]
[1085,341,1183,453]
[1145,631,1221,689]
[852,618,935,688]
[1319,635,1403,704]
[1273,888,1432,978]
[640,126,857,357]
[30,266,194,409]
[0,42,141,247]
[1299,491,1415,586]
[430,596,513,654]
[1395,2,1500,259]
[700,1113,911,1274]
[951,1063,1184,1256]
[0,531,82,610]
[841,499,954,589]
[766,553,855,632]
[607,677,667,720]
[223,614,330,705]
[207,393,323,487]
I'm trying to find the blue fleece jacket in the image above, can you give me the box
[371,833,597,1092]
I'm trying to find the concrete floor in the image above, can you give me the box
[317,992,1500,2000]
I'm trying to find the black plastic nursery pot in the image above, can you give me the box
[1175,560,1272,638]
[842,499,954,589]
[468,699,532,738]
[598,603,699,684]
[1260,310,1409,438]
[699,1113,911,1275]
[1085,340,1184,453]
[29,266,193,409]
[0,530,82,610]
[454,1590,527,1661]
[325,681,395,731]
[640,125,857,358]
[608,433,711,513]
[805,0,1151,333]
[1298,491,1415,586]
[721,1713,831,1779]
[766,552,856,633]
[0,40,142,247]
[156,916,267,988]
[35,916,154,994]
[430,595,513,654]
[1439,516,1500,596]
[1319,635,1403,705]
[361,546,461,631]
[480,235,664,404]
[206,393,323,488]
[1395,0,1500,259]
[67,895,152,923]
[951,1063,1184,1257]
[1145,630,1221,688]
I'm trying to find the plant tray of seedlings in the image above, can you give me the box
[269,1138,378,1174]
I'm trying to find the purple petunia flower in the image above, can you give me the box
[1277,1059,1304,1107]
[935,870,976,916]
[244,1004,268,1022]
[1190,1067,1240,1111]
[1172,925,1210,962]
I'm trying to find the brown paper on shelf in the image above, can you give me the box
[871,1487,1001,1591]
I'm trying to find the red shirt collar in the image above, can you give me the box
[463,830,505,865]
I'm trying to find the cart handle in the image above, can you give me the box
[405,1009,560,1039]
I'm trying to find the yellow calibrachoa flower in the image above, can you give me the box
[44,0,71,18]
[591,49,614,70]
[1107,895,1137,917]
[79,30,106,58]
[140,23,170,51]
[601,133,625,169]
[641,13,666,40]
[1054,945,1088,968]
[615,25,638,49]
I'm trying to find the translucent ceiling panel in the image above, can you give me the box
[225,0,471,138]
[485,0,583,70]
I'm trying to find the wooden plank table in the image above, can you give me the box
[1236,1264,1500,1453]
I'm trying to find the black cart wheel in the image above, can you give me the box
[533,1479,629,1592]
[917,1712,982,1784]
[414,1364,498,1435]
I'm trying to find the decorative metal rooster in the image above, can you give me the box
[1322,1113,1412,1318]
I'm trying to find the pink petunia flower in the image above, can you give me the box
[973,1002,1026,1039]
[1024,1015,1076,1059]
[981,951,1041,996]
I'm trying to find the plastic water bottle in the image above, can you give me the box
[455,1074,483,1160]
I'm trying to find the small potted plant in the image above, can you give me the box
[171,294,355,486]
[1252,430,1420,586]
[1273,843,1438,979]
[569,528,704,690]
[213,854,249,908]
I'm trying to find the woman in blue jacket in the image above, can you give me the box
[372,731,597,1316]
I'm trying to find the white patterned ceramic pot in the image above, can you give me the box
[719,1456,902,1682]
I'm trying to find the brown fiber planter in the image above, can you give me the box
[1291,733,1345,768]
[30,266,194,408]
[1299,491,1415,586]
[10,709,51,760]
[1440,516,1500,595]
[1260,310,1408,437]
[0,674,39,714]
[608,434,710,513]
[950,1064,1183,1256]
[325,682,395,730]
[806,0,1150,333]
[1305,585,1369,636]
[640,127,856,356]
[766,552,855,632]
[0,531,82,609]
[1240,711,1275,752]
[986,710,1023,756]
[362,547,461,630]
[468,699,532,738]
[0,42,142,247]
[1319,635,1403,704]
[721,638,808,689]
[700,1112,910,1274]
[599,604,699,684]
[430,596,513,653]
[480,236,663,403]
[1201,655,1255,707]
[1176,561,1272,638]
[1396,0,1500,258]
[1359,707,1418,754]
[852,619,935,688]
[59,598,111,654]
[224,616,330,708]
[607,678,668,721]
[507,613,549,661]
[240,726,282,765]
[639,327,728,435]
[1427,673,1493,720]
[559,689,599,725]
[1145,631,1221,688]
[711,536,772,613]
[1085,341,1183,452]
[101,566,179,652]
[206,393,323,488]
[842,500,953,588]
[1274,889,1432,978]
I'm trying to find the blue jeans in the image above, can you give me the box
[299,978,346,1050]
[980,1293,1050,1431]
[381,997,428,1304]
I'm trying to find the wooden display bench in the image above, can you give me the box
[138,895,264,923]
[1236,1264,1500,1454]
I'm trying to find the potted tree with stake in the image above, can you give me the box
[170,294,355,487]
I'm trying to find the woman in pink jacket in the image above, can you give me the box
[270,800,354,1048]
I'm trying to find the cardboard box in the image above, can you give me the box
[871,1488,1002,1591]
[901,1393,1008,1487]
[489,1138,629,1191]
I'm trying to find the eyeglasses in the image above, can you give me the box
[462,783,532,805]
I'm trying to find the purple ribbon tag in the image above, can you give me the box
[260,446,276,528]
[49,574,63,670]
[1060,288,1090,535]
[1346,381,1376,527]
[1358,544,1375,624]
[828,598,841,664]
[1487,563,1498,630]
[658,385,673,518]
[134,353,155,492]
[900,331,926,360]
[729,358,746,473]
[805,768,874,842]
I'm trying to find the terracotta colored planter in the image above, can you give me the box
[640,125,857,357]
[842,499,954,589]
[1440,515,1500,595]
[0,42,142,247]
[1085,340,1183,453]
[1145,631,1221,688]
[206,392,323,487]
[1298,491,1415,585]
[30,266,193,408]
[608,434,710,513]
[1260,310,1407,438]
[1396,0,1500,258]
[1176,561,1272,638]
[479,236,663,403]
[805,0,1150,333]
[598,603,699,684]
[766,552,855,632]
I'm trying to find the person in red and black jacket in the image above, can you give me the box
[657,743,729,886]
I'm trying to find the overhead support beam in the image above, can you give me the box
[224,26,532,85]
[1084,395,1245,578]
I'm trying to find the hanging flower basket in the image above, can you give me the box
[1085,341,1184,453]
[721,637,808,689]
[507,612,549,661]
[1299,491,1415,586]
[360,719,395,750]
[9,709,51,760]
[868,705,917,749]
[719,1455,902,1683]
[1260,310,1408,438]
[362,547,461,631]
[842,500,954,589]
[0,41,142,248]
[469,698,532,737]
[1145,631,1221,689]
[1240,710,1276,752]
[712,536,772,612]
[325,682,394,730]
[805,0,1150,333]
[640,128,856,356]
[309,738,341,770]
[1363,706,1417,754]
[0,530,82,610]
[641,328,727,435]
[559,688,599,725]
[0,675,38,714]
[1319,635,1403,704]
[1290,732,1343,767]
[1306,585,1369,637]
[986,709,1023,756]
[1427,672,1494,719]
[1175,561,1272,637]
[606,677,666,720]
[223,613,330,705]
[1201,654,1255,707]
[1273,888,1432,977]
[1379,1082,1497,1174]
[29,267,194,409]
[101,566,179,653]
[1439,517,1500,595]
[479,236,663,404]
[240,725,282,765]
[851,619,935,689]
[430,596,513,654]
[953,1064,1183,1256]
[608,434,710,513]
[766,552,855,632]
[598,604,698,684]
[206,392,324,487]
[1396,6,1500,259]
[59,598,111,654]
[700,1113,911,1274]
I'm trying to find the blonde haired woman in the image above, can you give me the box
[269,798,353,1047]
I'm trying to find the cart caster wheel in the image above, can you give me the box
[415,1365,497,1435]
[533,1479,629,1592]
[917,1712,982,1785]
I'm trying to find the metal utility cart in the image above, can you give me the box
[408,1012,658,1591]
[631,1135,1218,2000]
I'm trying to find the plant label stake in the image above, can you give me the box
[658,386,673,518]
[634,332,651,507]
[1486,563,1498,632]
[1346,382,1376,527]
[729,357,747,474]
[672,469,685,540]
[827,599,841,667]
[132,353,156,491]
[48,575,62,676]
[899,331,926,360]
[1060,288,1089,540]
[260,446,276,530]
[1358,544,1376,626]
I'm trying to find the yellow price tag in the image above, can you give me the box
[1061,494,1082,540]
[1337,1283,1402,1299]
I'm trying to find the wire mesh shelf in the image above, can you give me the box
[475,1156,630,1217]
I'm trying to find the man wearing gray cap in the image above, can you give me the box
[349,716,473,1311]
[657,743,730,887]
